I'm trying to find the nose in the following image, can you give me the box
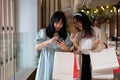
[56,23,61,28]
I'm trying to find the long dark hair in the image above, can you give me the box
[73,11,93,37]
[46,11,67,40]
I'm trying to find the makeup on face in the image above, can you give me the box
[54,19,63,32]
[73,19,82,30]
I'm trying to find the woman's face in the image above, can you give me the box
[73,18,83,30]
[54,19,63,32]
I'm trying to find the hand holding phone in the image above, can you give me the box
[57,38,63,42]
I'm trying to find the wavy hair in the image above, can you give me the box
[73,11,93,37]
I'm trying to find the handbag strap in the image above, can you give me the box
[103,42,108,48]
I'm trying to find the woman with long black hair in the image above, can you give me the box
[35,11,72,80]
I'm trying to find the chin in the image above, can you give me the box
[56,29,60,31]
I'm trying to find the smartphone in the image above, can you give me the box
[57,38,63,42]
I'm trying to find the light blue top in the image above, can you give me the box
[35,28,72,80]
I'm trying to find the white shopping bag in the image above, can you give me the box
[90,47,119,71]
[92,69,114,79]
[90,47,119,79]
[53,52,74,80]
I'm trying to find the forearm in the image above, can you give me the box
[92,42,106,52]
[72,42,79,50]
[35,40,50,51]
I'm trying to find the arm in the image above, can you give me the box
[35,37,58,51]
[35,29,60,51]
[56,40,71,52]
[92,40,107,52]
[56,33,73,52]
[92,27,107,51]
[70,33,80,52]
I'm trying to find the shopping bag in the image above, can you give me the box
[53,52,74,80]
[73,53,79,79]
[90,47,119,79]
[92,69,114,79]
[90,47,119,71]
[113,59,120,74]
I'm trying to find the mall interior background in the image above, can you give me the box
[0,0,120,80]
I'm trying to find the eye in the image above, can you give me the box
[73,21,79,27]
[59,22,63,26]
[54,21,58,24]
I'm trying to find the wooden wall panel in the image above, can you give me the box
[0,0,15,80]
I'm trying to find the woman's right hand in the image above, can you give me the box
[70,33,76,43]
[48,37,58,43]
[94,39,100,47]
[35,37,58,51]
[70,33,79,51]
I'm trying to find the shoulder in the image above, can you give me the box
[37,28,47,38]
[92,26,102,34]
[92,26,100,31]
[35,28,47,43]
[93,26,106,35]
[38,28,46,34]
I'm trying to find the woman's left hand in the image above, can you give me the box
[94,39,100,47]
[57,40,69,52]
